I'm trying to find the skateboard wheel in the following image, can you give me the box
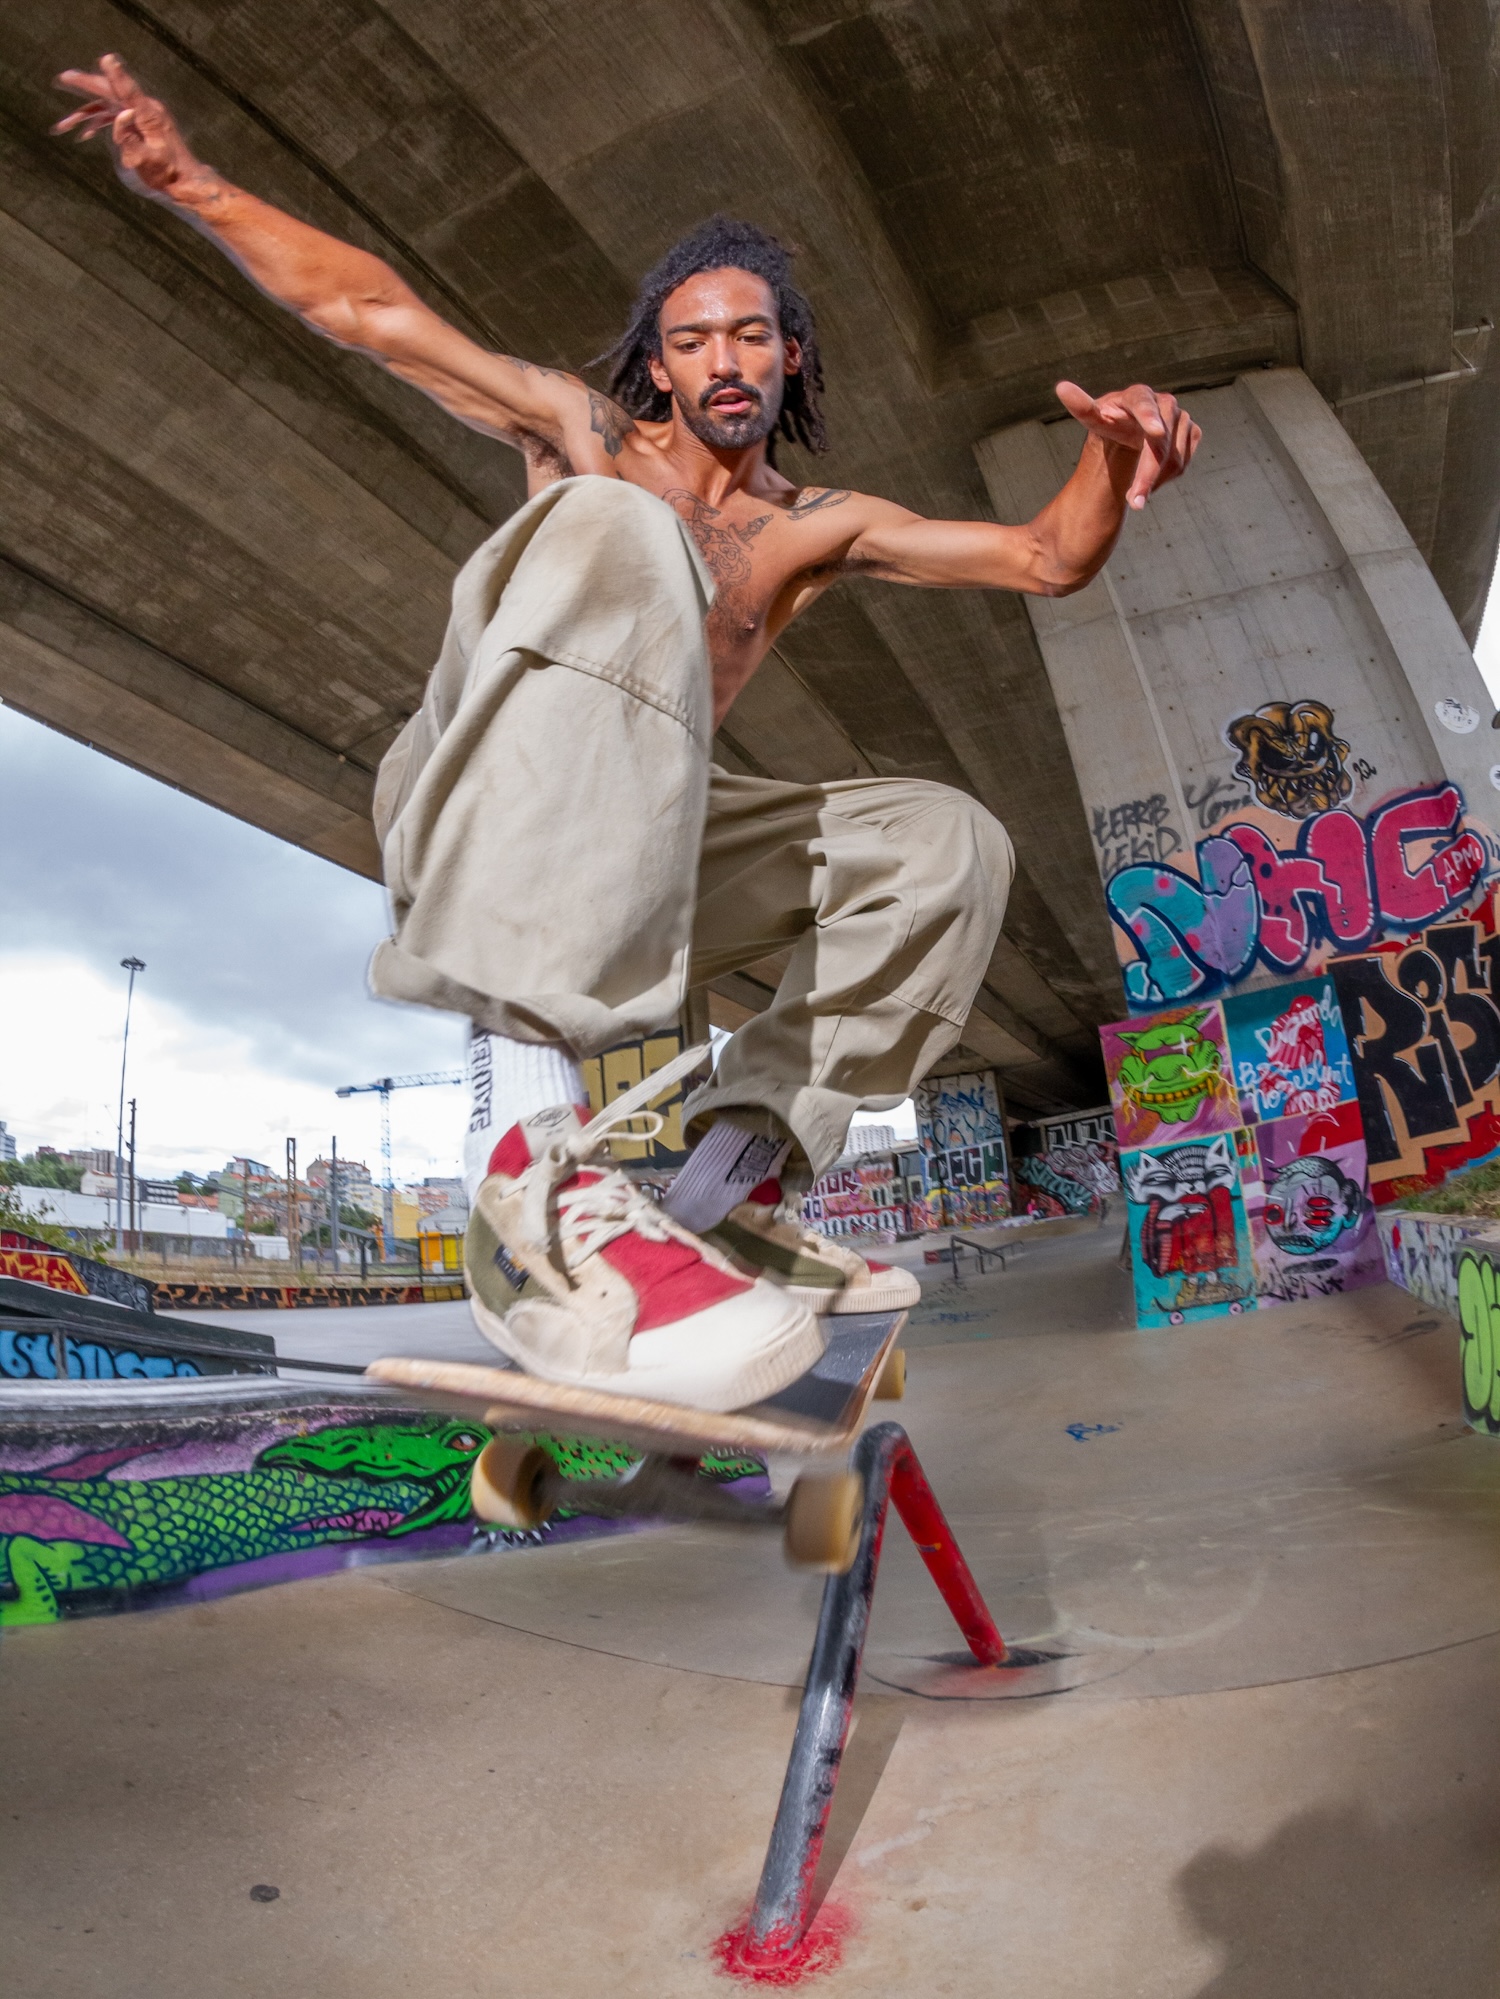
[470,1437,553,1530]
[784,1471,863,1573]
[874,1347,907,1401]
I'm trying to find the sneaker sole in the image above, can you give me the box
[788,1267,922,1314]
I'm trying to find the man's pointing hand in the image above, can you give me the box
[1054,380,1201,510]
[52,52,198,201]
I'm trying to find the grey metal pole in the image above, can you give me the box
[127,1097,137,1250]
[114,957,145,1243]
[330,1137,341,1274]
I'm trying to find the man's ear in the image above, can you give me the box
[783,335,802,378]
[648,353,672,395]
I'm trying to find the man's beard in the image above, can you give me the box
[676,380,781,449]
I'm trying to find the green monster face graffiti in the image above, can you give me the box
[1115,1011,1223,1125]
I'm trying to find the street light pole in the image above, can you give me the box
[330,1135,341,1276]
[114,957,145,1244]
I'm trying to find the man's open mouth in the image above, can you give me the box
[705,388,758,414]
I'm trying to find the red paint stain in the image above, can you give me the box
[711,1904,854,1984]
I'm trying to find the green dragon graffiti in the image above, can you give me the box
[0,1419,761,1626]
[1114,1010,1226,1126]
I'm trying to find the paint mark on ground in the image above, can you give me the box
[711,1902,854,1984]
[1065,1422,1122,1442]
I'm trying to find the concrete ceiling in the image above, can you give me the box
[5,1,1500,1113]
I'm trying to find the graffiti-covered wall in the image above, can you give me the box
[1011,1108,1119,1217]
[913,1071,1010,1228]
[1104,978,1383,1326]
[981,368,1500,1312]
[0,1383,763,1626]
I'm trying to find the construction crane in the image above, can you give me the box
[335,1070,465,1260]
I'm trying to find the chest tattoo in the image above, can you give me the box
[663,490,772,643]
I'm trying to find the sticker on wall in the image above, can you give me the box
[1222,977,1355,1125]
[1243,1101,1381,1305]
[1102,1003,1240,1149]
[1121,1133,1258,1327]
[1435,699,1480,735]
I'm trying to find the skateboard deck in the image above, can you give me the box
[367,1309,905,1461]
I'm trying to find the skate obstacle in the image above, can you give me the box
[716,1420,1007,1979]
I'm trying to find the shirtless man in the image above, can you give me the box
[57,56,1200,1411]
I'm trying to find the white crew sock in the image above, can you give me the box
[463,1030,585,1201]
[664,1116,791,1235]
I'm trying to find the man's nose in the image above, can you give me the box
[707,341,741,377]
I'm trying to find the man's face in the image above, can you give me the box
[649,268,802,450]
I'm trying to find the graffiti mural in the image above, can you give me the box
[1329,893,1500,1203]
[803,1159,903,1239]
[0,1401,765,1625]
[1122,1133,1258,1326]
[1225,700,1352,818]
[913,1071,1010,1227]
[1102,1004,1239,1148]
[1457,1249,1500,1432]
[1241,1102,1381,1304]
[1107,782,1500,1008]
[1,1328,200,1380]
[1011,1108,1120,1218]
[1222,978,1356,1124]
[1378,1209,1491,1317]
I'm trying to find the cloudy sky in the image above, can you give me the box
[5,586,1495,1183]
[0,702,468,1184]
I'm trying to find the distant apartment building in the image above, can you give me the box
[0,1120,16,1162]
[418,1177,465,1217]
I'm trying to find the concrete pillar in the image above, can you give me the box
[976,368,1498,1009]
[977,368,1500,1319]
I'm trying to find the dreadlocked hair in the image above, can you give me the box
[595,216,828,461]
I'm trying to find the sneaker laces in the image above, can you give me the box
[519,1042,712,1276]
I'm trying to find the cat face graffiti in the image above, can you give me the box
[1126,1136,1239,1281]
[1115,1012,1223,1124]
[1262,1154,1366,1254]
[1125,1134,1237,1210]
[1225,700,1352,819]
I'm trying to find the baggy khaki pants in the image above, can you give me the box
[370,477,1014,1177]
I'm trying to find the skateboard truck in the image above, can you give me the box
[717,1420,1006,1979]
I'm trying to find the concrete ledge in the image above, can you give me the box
[1376,1208,1500,1316]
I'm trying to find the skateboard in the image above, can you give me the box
[367,1310,907,1572]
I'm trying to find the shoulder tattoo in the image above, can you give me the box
[588,390,637,458]
[787,486,853,520]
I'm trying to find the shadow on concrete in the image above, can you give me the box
[808,1692,907,1911]
[1179,1796,1500,1997]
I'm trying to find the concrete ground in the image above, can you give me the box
[8,1231,1500,1996]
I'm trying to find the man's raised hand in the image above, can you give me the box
[1054,380,1201,510]
[52,53,199,201]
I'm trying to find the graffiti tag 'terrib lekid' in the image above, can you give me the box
[1107,781,1500,1008]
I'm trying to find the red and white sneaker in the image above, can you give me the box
[706,1185,922,1315]
[463,1050,823,1411]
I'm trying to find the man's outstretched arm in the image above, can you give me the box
[53,55,602,462]
[842,382,1201,597]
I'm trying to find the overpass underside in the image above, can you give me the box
[4,2,1500,1113]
